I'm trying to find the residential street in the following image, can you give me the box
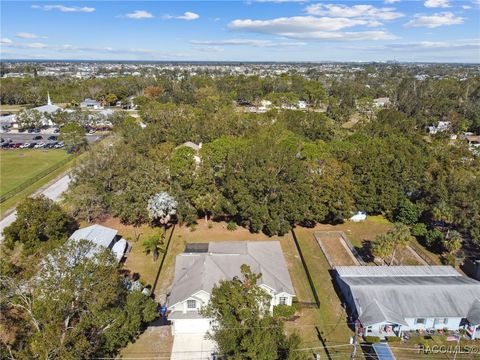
[0,174,71,242]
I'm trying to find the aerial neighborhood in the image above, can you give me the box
[1,58,480,360]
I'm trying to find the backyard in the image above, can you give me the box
[0,149,72,196]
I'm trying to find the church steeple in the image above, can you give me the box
[47,92,52,105]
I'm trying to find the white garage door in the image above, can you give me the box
[173,318,211,335]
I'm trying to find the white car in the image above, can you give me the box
[34,142,46,148]
[20,143,30,149]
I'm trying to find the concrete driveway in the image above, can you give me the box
[171,333,216,360]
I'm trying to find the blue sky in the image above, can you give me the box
[1,1,479,62]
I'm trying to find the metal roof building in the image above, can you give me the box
[336,266,480,335]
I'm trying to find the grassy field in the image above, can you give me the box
[0,149,72,196]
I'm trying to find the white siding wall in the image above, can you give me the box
[404,317,463,331]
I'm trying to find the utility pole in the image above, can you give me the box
[350,335,357,359]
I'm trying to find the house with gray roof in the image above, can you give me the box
[336,266,480,339]
[167,241,295,335]
[80,98,103,110]
[69,224,128,262]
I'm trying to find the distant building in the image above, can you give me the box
[428,121,451,135]
[32,93,63,126]
[177,141,202,164]
[297,100,308,109]
[0,114,16,132]
[373,97,391,108]
[80,98,103,110]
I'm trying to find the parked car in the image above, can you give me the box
[33,135,43,140]
[20,143,30,149]
[54,142,64,148]
[53,128,60,133]
[47,135,57,141]
[27,142,36,148]
[88,129,96,134]
[45,143,55,149]
[1,142,10,148]
[13,143,22,148]
[34,142,46,148]
[34,129,41,133]
[0,138,4,143]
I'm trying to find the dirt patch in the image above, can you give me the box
[315,232,359,267]
[121,324,173,358]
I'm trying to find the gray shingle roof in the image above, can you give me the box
[337,266,480,326]
[69,224,117,249]
[168,241,295,307]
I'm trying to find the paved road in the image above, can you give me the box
[0,174,72,242]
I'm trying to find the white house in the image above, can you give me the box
[336,266,480,339]
[69,224,128,262]
[80,98,103,110]
[167,241,295,336]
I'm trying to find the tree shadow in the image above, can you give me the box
[353,240,375,263]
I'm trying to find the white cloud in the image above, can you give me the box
[164,11,200,21]
[228,16,396,40]
[305,4,404,21]
[2,41,48,49]
[126,10,154,19]
[462,5,472,9]
[16,32,43,39]
[228,16,398,40]
[405,12,464,28]
[384,0,400,3]
[190,39,306,47]
[32,4,95,13]
[424,0,450,8]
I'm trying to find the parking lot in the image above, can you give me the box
[1,132,102,149]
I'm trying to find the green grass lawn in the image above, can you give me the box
[0,149,72,196]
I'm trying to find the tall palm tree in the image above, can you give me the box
[389,223,412,265]
[142,235,163,262]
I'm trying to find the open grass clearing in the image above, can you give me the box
[0,149,72,196]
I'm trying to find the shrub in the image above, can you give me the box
[425,228,444,248]
[411,223,428,238]
[227,221,237,231]
[441,253,456,266]
[386,336,401,342]
[273,305,295,318]
[364,336,381,343]
[394,199,419,225]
